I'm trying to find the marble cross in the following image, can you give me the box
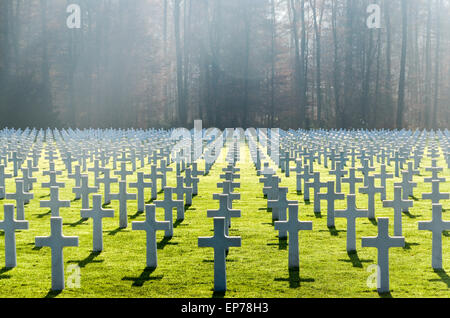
[154,187,184,238]
[208,194,241,235]
[342,167,363,195]
[268,187,296,230]
[73,174,98,209]
[157,159,173,189]
[6,179,34,220]
[374,164,393,201]
[132,204,170,268]
[35,217,79,291]
[144,165,161,200]
[359,175,384,220]
[362,217,404,294]
[422,179,449,204]
[68,165,82,198]
[383,186,413,236]
[41,171,65,190]
[274,204,312,268]
[198,217,241,292]
[184,168,200,196]
[81,194,114,252]
[173,176,193,206]
[129,172,152,212]
[329,164,348,193]
[0,165,12,199]
[418,204,450,269]
[88,159,103,186]
[0,204,29,268]
[318,181,345,228]
[40,186,70,217]
[335,194,368,252]
[394,171,417,200]
[97,168,118,205]
[114,162,133,182]
[110,181,137,228]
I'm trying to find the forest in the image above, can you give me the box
[0,0,449,130]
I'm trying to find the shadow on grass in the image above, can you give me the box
[403,211,418,219]
[327,226,340,236]
[44,289,62,298]
[314,211,322,218]
[369,219,378,226]
[443,231,450,237]
[157,237,178,249]
[108,227,125,236]
[212,290,226,298]
[69,251,103,268]
[174,219,183,228]
[129,210,144,219]
[274,268,315,288]
[378,291,393,298]
[0,267,12,280]
[71,198,80,203]
[338,251,372,268]
[122,267,162,287]
[36,210,52,219]
[64,218,89,227]
[304,200,311,205]
[403,242,420,250]
[40,194,50,199]
[411,196,420,202]
[429,269,450,288]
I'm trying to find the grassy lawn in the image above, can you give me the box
[0,142,449,298]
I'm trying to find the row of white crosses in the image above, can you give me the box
[261,129,450,294]
[0,128,211,291]
[198,139,242,292]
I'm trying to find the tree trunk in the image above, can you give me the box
[396,0,408,129]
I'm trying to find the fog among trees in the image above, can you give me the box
[0,0,449,129]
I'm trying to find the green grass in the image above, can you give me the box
[0,143,449,298]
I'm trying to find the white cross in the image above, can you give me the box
[422,180,449,204]
[154,187,184,238]
[129,172,152,212]
[132,204,170,268]
[268,187,296,229]
[0,205,29,268]
[418,204,450,269]
[342,167,363,195]
[81,194,114,252]
[6,179,34,220]
[274,204,312,268]
[209,194,241,236]
[40,186,70,217]
[318,181,345,228]
[73,174,98,209]
[198,217,241,292]
[359,175,384,219]
[362,217,404,294]
[144,165,162,200]
[97,168,118,204]
[335,194,368,252]
[173,176,193,206]
[110,181,136,229]
[383,186,413,236]
[35,217,79,291]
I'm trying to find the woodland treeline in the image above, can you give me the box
[0,0,449,130]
